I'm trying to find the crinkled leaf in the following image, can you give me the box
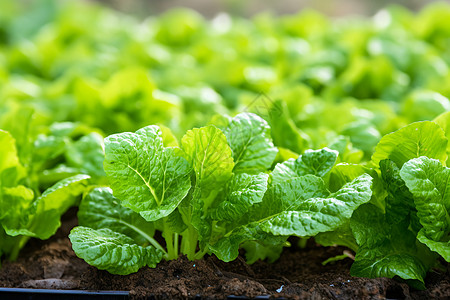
[181,125,234,193]
[372,121,448,167]
[251,175,329,220]
[350,204,434,289]
[400,157,450,260]
[69,226,164,275]
[271,148,338,185]
[209,175,329,259]
[78,188,155,245]
[104,125,191,221]
[260,174,373,236]
[212,174,371,261]
[208,173,269,222]
[380,159,415,225]
[328,162,387,211]
[351,243,429,290]
[180,125,234,237]
[223,112,277,173]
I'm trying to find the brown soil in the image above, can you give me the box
[0,208,449,299]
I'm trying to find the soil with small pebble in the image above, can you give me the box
[0,208,449,299]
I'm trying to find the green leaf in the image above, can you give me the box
[164,208,187,234]
[104,125,192,221]
[252,175,330,220]
[259,174,373,236]
[271,148,338,185]
[3,174,90,239]
[242,241,284,264]
[0,185,34,221]
[69,226,164,275]
[434,111,450,166]
[267,100,310,154]
[328,135,364,164]
[223,112,277,173]
[350,204,433,289]
[0,106,34,164]
[380,159,415,225]
[181,125,234,192]
[417,232,450,262]
[159,124,179,147]
[328,162,387,212]
[0,130,25,180]
[351,243,429,289]
[372,121,448,167]
[78,188,155,246]
[403,90,450,122]
[209,223,287,262]
[400,157,450,260]
[66,133,105,178]
[180,125,234,240]
[211,174,372,262]
[341,120,381,153]
[315,222,358,252]
[208,173,269,222]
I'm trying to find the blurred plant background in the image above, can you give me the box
[93,0,438,17]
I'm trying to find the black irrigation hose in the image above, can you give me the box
[0,288,275,300]
[0,288,129,300]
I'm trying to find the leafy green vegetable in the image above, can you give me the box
[434,111,450,166]
[70,226,164,275]
[77,188,156,246]
[372,121,448,167]
[271,147,338,185]
[3,174,90,239]
[70,188,167,274]
[350,204,433,290]
[181,125,234,192]
[223,113,278,173]
[400,157,450,261]
[208,173,269,222]
[104,125,192,221]
[70,115,374,273]
[211,173,372,262]
[0,128,91,262]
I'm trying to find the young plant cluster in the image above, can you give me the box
[68,111,450,290]
[68,112,372,274]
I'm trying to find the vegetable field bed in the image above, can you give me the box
[1,1,450,299]
[0,209,448,299]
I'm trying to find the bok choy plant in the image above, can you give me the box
[69,112,373,275]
